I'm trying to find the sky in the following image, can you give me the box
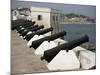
[11,0,96,19]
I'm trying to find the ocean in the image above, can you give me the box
[61,24,96,45]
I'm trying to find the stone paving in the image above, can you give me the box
[11,31,48,74]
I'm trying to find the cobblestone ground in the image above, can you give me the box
[11,31,48,74]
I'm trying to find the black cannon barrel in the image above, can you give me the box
[11,19,25,30]
[20,25,44,37]
[18,21,34,28]
[12,20,35,30]
[41,35,89,63]
[19,24,38,31]
[11,20,21,30]
[19,25,39,36]
[16,25,32,31]
[15,25,26,31]
[30,31,66,49]
[27,25,44,32]
[25,25,38,30]
[22,20,35,26]
[18,25,38,33]
[24,27,53,41]
[22,24,33,28]
[36,27,53,35]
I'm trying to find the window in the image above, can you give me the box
[53,16,58,21]
[56,16,58,21]
[38,15,42,20]
[53,16,55,21]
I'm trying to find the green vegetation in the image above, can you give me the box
[62,13,96,24]
[65,13,89,18]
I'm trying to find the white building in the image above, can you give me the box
[12,9,19,20]
[12,8,31,20]
[30,7,62,34]
[12,7,63,34]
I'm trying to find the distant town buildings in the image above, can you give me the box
[60,13,96,24]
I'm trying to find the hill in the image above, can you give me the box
[61,13,96,24]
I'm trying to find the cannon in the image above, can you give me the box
[11,20,35,30]
[20,20,35,27]
[11,19,25,30]
[41,35,89,63]
[11,20,20,30]
[20,25,44,37]
[24,27,53,41]
[19,23,33,29]
[17,25,38,33]
[30,31,66,49]
[23,25,38,30]
[13,23,32,31]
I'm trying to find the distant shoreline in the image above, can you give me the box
[61,13,96,25]
[60,23,96,25]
